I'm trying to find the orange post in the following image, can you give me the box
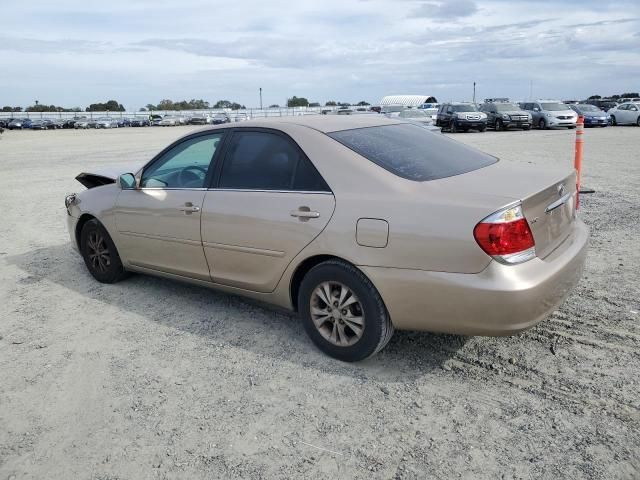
[574,115,584,208]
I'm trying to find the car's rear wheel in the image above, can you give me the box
[495,119,504,131]
[80,219,128,284]
[611,115,617,126]
[298,260,394,362]
[538,118,547,130]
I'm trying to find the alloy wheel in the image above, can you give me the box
[87,231,111,273]
[310,281,365,347]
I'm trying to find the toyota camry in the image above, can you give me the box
[65,115,588,361]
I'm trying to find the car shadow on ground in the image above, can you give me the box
[7,244,468,381]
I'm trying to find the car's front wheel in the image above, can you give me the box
[450,119,458,133]
[298,260,394,362]
[538,118,547,130]
[80,219,129,284]
[611,115,617,126]
[495,119,504,131]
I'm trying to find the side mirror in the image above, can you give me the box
[118,173,138,190]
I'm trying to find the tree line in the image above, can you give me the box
[588,92,639,100]
[2,97,373,113]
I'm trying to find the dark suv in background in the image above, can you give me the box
[436,103,487,132]
[480,100,532,131]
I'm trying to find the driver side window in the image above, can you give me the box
[141,133,223,188]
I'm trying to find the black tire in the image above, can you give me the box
[636,116,640,127]
[80,219,129,284]
[611,115,617,126]
[495,119,503,131]
[538,118,547,130]
[478,126,486,132]
[523,125,531,130]
[298,260,394,362]
[450,119,458,133]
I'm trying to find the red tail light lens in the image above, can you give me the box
[474,204,536,264]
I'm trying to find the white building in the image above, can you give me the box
[379,95,438,109]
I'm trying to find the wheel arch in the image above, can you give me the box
[289,255,378,312]
[75,213,97,248]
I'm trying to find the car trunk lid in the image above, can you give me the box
[428,162,577,259]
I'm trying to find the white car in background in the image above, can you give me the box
[158,116,178,126]
[608,102,640,126]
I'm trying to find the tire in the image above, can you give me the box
[538,118,547,130]
[523,125,531,131]
[478,126,486,132]
[298,260,394,362]
[450,119,458,133]
[611,115,617,126]
[80,219,129,284]
[495,119,503,131]
[636,116,640,126]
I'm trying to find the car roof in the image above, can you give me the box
[193,114,402,133]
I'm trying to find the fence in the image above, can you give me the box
[0,106,348,121]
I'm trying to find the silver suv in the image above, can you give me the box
[519,100,577,129]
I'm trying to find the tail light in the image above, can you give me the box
[473,204,536,265]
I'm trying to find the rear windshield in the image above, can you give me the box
[328,124,497,181]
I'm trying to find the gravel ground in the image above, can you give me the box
[1,125,638,479]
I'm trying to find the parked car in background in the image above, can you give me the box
[63,117,85,129]
[607,102,640,126]
[480,101,532,131]
[75,118,91,129]
[158,116,178,126]
[0,118,13,129]
[519,101,577,129]
[8,118,33,130]
[189,114,211,125]
[568,104,610,127]
[65,115,588,361]
[94,117,117,129]
[30,119,50,130]
[436,103,487,132]
[150,115,164,126]
[584,99,618,111]
[393,109,433,126]
[211,113,231,125]
[114,118,131,128]
[130,118,151,127]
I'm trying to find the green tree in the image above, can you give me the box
[620,92,639,98]
[309,102,320,107]
[287,96,309,107]
[587,95,601,100]
[356,101,370,106]
[213,100,232,109]
[325,101,337,106]
[86,100,125,112]
[269,104,280,108]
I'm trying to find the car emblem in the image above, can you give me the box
[557,183,565,197]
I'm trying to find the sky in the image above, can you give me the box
[1,0,639,110]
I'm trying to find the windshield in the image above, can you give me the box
[577,104,600,112]
[451,105,478,112]
[494,104,521,112]
[400,110,428,118]
[328,124,496,182]
[541,103,571,111]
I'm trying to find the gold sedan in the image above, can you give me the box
[65,115,588,361]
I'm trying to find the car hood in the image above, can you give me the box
[499,110,530,116]
[75,162,144,189]
[582,111,608,117]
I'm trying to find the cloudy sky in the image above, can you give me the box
[1,0,639,109]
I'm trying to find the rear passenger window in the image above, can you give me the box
[219,131,330,191]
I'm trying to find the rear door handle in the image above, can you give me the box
[179,202,201,214]
[290,208,320,219]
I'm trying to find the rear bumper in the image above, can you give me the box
[362,220,589,335]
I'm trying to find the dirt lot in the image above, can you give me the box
[1,124,638,479]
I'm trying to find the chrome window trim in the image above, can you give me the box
[136,187,209,191]
[207,188,333,195]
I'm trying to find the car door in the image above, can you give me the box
[201,129,335,293]
[626,104,639,124]
[114,131,225,280]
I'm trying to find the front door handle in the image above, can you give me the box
[290,207,320,220]
[179,202,201,214]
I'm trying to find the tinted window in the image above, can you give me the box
[141,133,222,188]
[219,131,330,191]
[329,124,497,182]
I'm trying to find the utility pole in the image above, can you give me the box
[473,82,476,104]
[530,80,533,100]
[259,87,263,110]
